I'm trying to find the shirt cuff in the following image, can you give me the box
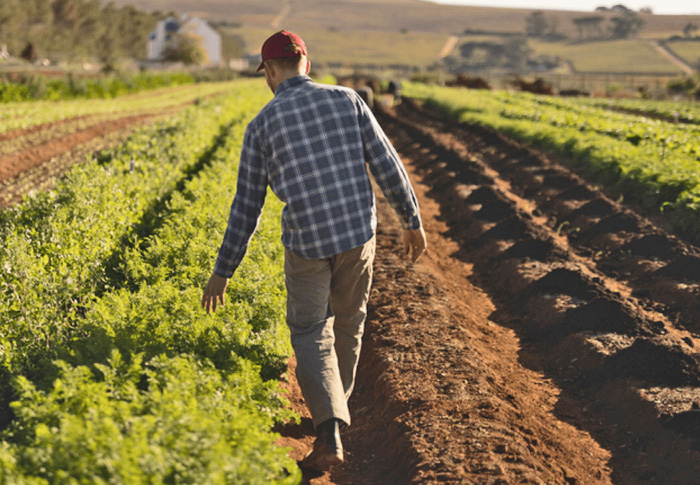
[213,258,235,279]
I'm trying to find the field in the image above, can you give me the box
[530,39,687,74]
[3,76,700,483]
[102,0,700,77]
[105,0,700,38]
[225,26,450,68]
[665,40,700,67]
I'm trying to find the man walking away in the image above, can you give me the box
[201,30,426,472]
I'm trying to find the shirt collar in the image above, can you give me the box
[275,75,312,95]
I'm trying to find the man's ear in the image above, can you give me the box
[305,59,311,74]
[263,61,274,77]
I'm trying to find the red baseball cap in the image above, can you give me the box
[256,30,309,73]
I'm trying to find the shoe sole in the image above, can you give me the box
[300,453,344,472]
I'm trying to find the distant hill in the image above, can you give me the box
[100,0,700,78]
[101,0,700,38]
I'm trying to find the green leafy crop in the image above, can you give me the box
[404,82,700,238]
[0,79,301,483]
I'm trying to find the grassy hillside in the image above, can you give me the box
[530,39,687,74]
[104,0,700,37]
[99,0,700,76]
[665,41,700,68]
[226,26,449,67]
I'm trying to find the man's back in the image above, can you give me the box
[248,76,377,259]
[213,74,420,280]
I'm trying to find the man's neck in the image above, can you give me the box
[272,71,304,93]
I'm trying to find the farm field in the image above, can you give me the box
[95,0,700,78]
[403,83,700,239]
[105,0,700,39]
[2,77,700,483]
[529,39,687,74]
[665,40,700,67]
[0,82,240,208]
[225,26,450,68]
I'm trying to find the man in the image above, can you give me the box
[201,30,426,472]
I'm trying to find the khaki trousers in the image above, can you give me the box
[284,236,376,428]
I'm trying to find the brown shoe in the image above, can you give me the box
[299,419,344,471]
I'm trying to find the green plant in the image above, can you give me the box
[404,82,700,238]
[0,79,301,481]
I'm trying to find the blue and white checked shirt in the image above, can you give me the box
[214,75,421,278]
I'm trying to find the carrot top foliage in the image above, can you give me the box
[0,79,301,483]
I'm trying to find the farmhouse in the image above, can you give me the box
[147,15,221,65]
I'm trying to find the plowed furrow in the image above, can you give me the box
[378,99,700,484]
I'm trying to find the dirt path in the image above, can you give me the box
[648,40,695,75]
[437,35,459,60]
[278,98,700,483]
[272,0,292,28]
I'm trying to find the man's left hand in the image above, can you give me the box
[403,227,427,263]
[201,273,229,314]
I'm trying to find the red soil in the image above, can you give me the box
[277,100,700,484]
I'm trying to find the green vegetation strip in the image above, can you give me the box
[0,72,195,104]
[0,79,301,483]
[403,83,700,236]
[571,95,700,125]
[0,81,238,134]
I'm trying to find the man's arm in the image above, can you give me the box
[357,97,426,262]
[202,125,268,313]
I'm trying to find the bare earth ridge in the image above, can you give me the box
[279,99,700,484]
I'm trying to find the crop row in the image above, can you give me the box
[0,113,126,157]
[404,83,700,237]
[0,72,195,103]
[1,119,149,208]
[0,80,301,483]
[495,92,700,160]
[572,96,700,125]
[0,82,236,135]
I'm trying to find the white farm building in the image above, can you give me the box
[147,15,222,65]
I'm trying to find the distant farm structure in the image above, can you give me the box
[148,15,222,65]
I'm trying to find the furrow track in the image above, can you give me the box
[377,98,700,484]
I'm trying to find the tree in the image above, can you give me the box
[525,11,548,37]
[545,18,565,40]
[52,0,81,30]
[572,16,605,40]
[0,0,166,62]
[611,4,632,13]
[683,23,698,38]
[0,0,26,53]
[503,37,532,72]
[666,76,697,97]
[25,0,53,26]
[217,30,245,60]
[609,12,644,38]
[163,32,208,65]
[21,42,37,61]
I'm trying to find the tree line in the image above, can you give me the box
[525,9,646,41]
[0,0,244,64]
[0,0,169,62]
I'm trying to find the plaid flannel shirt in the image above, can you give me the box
[214,75,421,278]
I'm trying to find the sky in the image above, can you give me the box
[426,0,700,15]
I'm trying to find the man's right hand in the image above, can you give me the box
[403,227,427,263]
[201,273,229,314]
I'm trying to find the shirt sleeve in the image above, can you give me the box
[358,97,422,230]
[214,123,268,278]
